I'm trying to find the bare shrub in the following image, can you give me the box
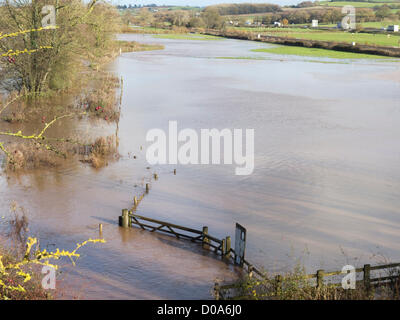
[6,142,67,171]
[7,202,29,251]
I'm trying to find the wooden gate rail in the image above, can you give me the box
[119,210,226,256]
[216,262,400,300]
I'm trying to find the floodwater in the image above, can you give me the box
[1,34,400,299]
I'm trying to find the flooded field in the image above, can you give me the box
[1,34,400,299]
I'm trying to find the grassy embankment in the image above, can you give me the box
[229,27,400,47]
[251,45,393,59]
[320,21,400,28]
[218,26,400,59]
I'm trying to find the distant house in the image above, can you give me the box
[312,20,318,28]
[274,21,281,27]
[387,25,399,32]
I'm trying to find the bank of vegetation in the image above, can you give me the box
[217,267,400,300]
[0,0,163,172]
[216,258,400,300]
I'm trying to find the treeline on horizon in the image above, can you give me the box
[117,1,400,17]
[116,3,201,9]
[124,3,400,27]
[203,3,282,15]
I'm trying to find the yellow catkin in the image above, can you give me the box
[0,237,106,294]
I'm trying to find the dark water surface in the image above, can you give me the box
[1,34,399,299]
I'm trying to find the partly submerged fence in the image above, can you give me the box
[118,182,400,300]
[215,262,400,300]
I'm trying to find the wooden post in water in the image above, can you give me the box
[225,236,231,260]
[174,169,177,175]
[153,173,158,180]
[99,224,103,234]
[317,270,325,289]
[248,265,254,279]
[275,275,282,296]
[121,209,129,228]
[214,282,220,300]
[146,184,150,193]
[364,264,371,295]
[202,226,210,250]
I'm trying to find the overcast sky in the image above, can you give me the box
[112,0,302,7]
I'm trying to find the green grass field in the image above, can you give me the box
[230,27,400,47]
[320,21,400,28]
[153,33,224,40]
[252,45,394,59]
[319,1,400,7]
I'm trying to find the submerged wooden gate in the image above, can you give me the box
[118,209,261,275]
[117,197,272,294]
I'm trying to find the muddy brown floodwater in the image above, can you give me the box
[1,34,400,299]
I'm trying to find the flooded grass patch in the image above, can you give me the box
[115,40,164,53]
[153,33,223,41]
[216,56,268,60]
[252,45,393,60]
[232,27,400,47]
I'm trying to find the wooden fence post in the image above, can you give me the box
[214,282,220,300]
[121,209,130,228]
[225,236,231,259]
[248,265,254,279]
[134,196,138,207]
[317,270,325,289]
[275,275,282,296]
[146,183,150,193]
[364,264,371,295]
[202,226,210,250]
[221,239,226,257]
